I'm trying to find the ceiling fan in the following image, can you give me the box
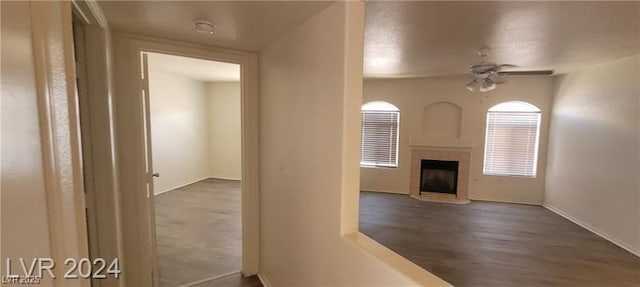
[466,47,553,92]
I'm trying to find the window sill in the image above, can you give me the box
[483,173,537,179]
[360,165,398,170]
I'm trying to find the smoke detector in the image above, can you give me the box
[194,20,215,35]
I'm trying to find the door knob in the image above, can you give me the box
[152,173,160,178]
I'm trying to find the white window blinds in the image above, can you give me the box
[361,111,399,168]
[483,111,541,177]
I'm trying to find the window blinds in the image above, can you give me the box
[483,111,541,177]
[361,111,399,168]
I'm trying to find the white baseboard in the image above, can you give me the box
[469,197,541,206]
[360,188,408,195]
[154,176,211,195]
[257,273,271,287]
[210,176,242,181]
[543,203,640,258]
[154,176,242,195]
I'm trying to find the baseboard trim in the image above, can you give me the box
[210,176,242,181]
[257,273,271,287]
[469,197,541,206]
[360,188,408,195]
[154,176,212,195]
[154,176,243,195]
[543,203,640,258]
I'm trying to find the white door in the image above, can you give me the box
[141,52,160,287]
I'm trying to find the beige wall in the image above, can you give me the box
[545,55,640,255]
[207,82,242,180]
[361,76,554,205]
[149,69,210,193]
[258,2,429,286]
[149,67,242,193]
[1,2,54,285]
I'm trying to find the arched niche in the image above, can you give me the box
[422,101,462,138]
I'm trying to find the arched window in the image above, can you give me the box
[483,101,541,177]
[361,101,400,168]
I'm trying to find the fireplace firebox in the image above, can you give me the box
[420,159,459,195]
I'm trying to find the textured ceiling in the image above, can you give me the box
[364,1,640,77]
[98,1,333,52]
[99,1,639,78]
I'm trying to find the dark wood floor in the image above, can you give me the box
[154,179,244,287]
[359,191,640,287]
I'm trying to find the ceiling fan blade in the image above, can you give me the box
[496,64,517,70]
[498,70,554,76]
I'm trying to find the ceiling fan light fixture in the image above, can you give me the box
[479,79,497,92]
[194,20,216,35]
[466,79,480,92]
[466,47,551,92]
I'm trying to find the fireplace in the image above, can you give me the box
[410,148,470,203]
[420,160,459,195]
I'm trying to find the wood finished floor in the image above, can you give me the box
[155,179,247,287]
[359,191,640,287]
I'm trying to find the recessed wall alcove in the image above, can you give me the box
[422,101,462,138]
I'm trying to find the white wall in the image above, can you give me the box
[361,76,554,204]
[258,2,434,286]
[149,69,210,193]
[207,82,242,180]
[149,66,242,193]
[545,55,640,256]
[1,3,54,285]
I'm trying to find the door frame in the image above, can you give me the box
[70,1,123,287]
[29,2,91,286]
[112,32,259,286]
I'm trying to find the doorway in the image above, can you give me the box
[111,35,258,286]
[144,52,244,286]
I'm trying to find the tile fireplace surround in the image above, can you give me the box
[410,148,471,204]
